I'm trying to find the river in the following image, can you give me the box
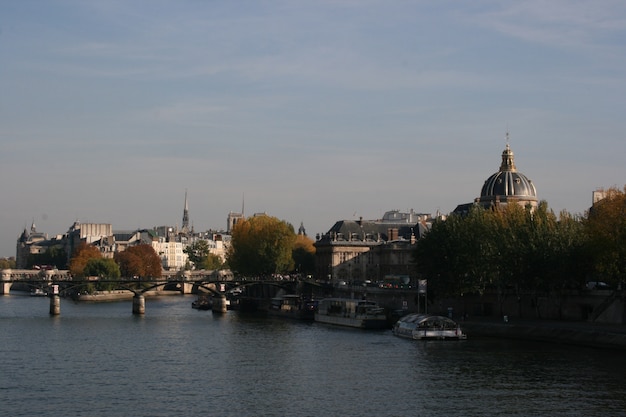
[1,294,625,417]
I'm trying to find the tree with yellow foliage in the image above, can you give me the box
[292,234,316,275]
[584,185,626,286]
[227,215,296,276]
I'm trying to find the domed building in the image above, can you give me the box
[477,140,538,209]
[454,136,538,214]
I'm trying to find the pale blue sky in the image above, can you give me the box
[1,0,625,257]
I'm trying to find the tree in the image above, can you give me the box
[414,207,500,300]
[292,234,316,275]
[69,242,102,277]
[0,258,16,269]
[227,215,296,276]
[26,245,67,269]
[584,185,626,285]
[414,202,587,317]
[115,244,162,278]
[183,240,212,269]
[83,258,121,279]
[205,253,224,270]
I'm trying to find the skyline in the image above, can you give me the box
[1,1,625,258]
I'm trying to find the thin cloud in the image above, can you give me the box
[470,0,626,50]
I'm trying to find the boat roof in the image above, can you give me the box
[319,298,377,304]
[398,314,458,325]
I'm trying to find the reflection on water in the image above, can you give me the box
[1,295,625,417]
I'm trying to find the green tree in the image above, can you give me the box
[205,253,224,270]
[414,212,481,299]
[227,215,296,276]
[83,258,121,278]
[415,208,466,297]
[414,202,586,317]
[26,245,67,269]
[183,240,211,269]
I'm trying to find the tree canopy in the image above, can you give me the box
[292,234,316,275]
[584,186,626,285]
[83,257,121,278]
[0,258,16,269]
[114,244,162,278]
[183,240,224,270]
[414,202,588,304]
[226,215,296,276]
[27,245,67,270]
[69,242,102,277]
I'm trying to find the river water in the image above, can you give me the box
[1,294,625,417]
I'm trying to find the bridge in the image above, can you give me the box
[1,268,307,315]
[1,269,424,318]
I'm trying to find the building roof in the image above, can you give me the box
[316,211,433,245]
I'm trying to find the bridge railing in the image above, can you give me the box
[1,268,72,281]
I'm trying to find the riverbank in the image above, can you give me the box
[462,317,626,350]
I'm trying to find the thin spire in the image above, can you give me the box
[182,189,189,232]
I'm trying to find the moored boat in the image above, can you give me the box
[30,288,47,297]
[392,314,467,340]
[314,298,388,329]
[268,295,317,320]
[192,294,230,311]
[191,294,211,310]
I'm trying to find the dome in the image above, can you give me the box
[478,141,538,207]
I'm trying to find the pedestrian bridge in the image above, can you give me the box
[0,268,302,316]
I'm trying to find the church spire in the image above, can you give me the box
[182,189,190,233]
[298,221,306,236]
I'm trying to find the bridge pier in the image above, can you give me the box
[49,294,61,315]
[212,295,228,314]
[0,282,10,295]
[132,294,145,315]
[182,282,194,294]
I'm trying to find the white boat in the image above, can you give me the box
[30,288,47,297]
[392,314,467,340]
[314,298,388,329]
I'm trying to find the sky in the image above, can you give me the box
[1,0,625,258]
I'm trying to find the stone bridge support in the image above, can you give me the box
[181,282,194,294]
[212,295,228,314]
[49,294,61,315]
[132,294,145,315]
[0,282,11,295]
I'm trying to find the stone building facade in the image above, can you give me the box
[15,222,53,269]
[314,210,435,286]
